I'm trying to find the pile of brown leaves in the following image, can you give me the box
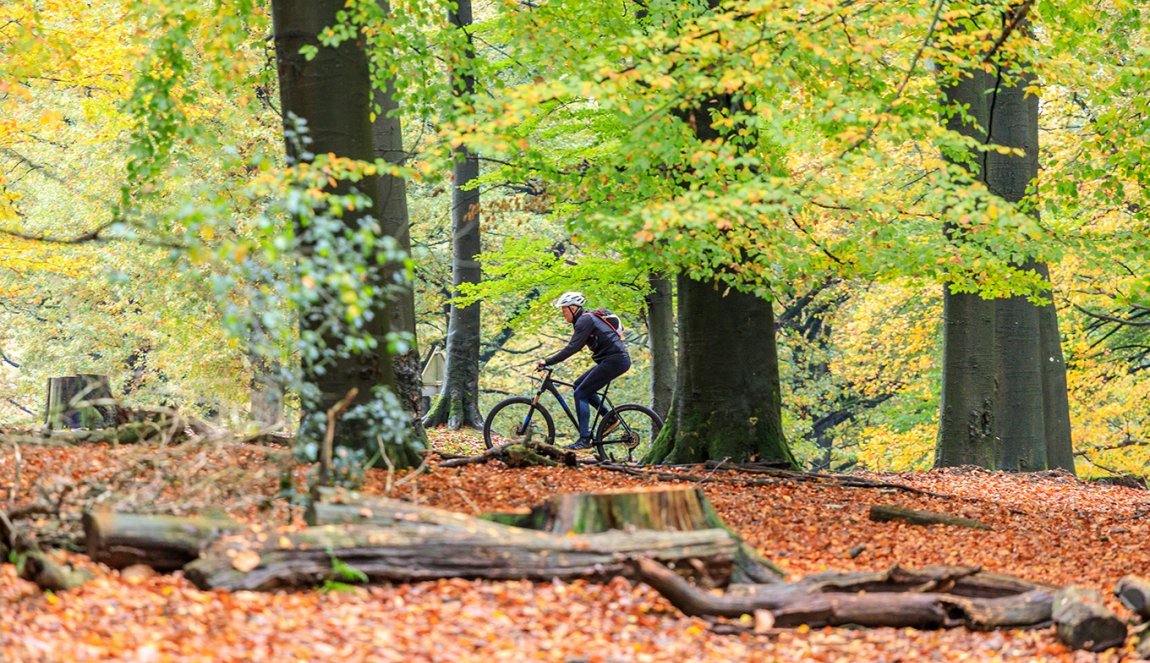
[1,429,1147,661]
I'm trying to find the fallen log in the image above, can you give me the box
[438,441,577,468]
[83,511,242,571]
[1,418,185,447]
[637,558,1055,630]
[1115,575,1150,620]
[869,504,990,530]
[313,485,783,583]
[183,523,737,591]
[1052,586,1127,652]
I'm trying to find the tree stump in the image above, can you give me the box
[83,511,242,572]
[44,374,116,429]
[1052,586,1127,652]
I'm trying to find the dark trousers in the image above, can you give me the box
[573,353,631,438]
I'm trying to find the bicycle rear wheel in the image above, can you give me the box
[594,404,662,463]
[483,397,556,449]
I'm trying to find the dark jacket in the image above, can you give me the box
[543,309,628,366]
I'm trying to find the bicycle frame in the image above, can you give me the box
[528,367,613,438]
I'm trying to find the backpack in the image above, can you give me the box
[589,308,624,340]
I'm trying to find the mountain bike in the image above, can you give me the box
[482,366,663,463]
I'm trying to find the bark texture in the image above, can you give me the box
[184,523,736,591]
[83,512,243,572]
[44,374,115,429]
[936,66,998,468]
[1052,586,1127,652]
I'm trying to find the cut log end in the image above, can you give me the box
[1053,586,1127,652]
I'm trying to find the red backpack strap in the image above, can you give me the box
[590,309,624,340]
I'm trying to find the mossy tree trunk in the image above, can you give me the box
[44,374,115,429]
[647,277,794,467]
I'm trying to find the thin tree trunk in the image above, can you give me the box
[249,354,284,428]
[1036,263,1075,473]
[372,1,426,444]
[272,0,420,468]
[645,273,675,420]
[423,0,483,429]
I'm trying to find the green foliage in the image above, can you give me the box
[321,551,369,593]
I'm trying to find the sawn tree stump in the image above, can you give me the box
[44,374,116,429]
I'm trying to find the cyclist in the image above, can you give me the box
[537,291,630,450]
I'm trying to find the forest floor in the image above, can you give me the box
[1,427,1148,662]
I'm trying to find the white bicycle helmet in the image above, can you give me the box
[555,291,585,308]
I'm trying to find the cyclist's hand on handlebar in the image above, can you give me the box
[536,361,547,371]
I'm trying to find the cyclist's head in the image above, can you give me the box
[554,291,585,309]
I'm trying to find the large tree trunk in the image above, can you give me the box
[987,65,1045,470]
[645,273,675,420]
[935,62,998,468]
[649,277,794,467]
[272,0,421,468]
[371,2,426,445]
[423,0,483,430]
[935,14,1073,473]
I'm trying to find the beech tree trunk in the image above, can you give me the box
[44,374,115,429]
[935,63,997,468]
[423,0,483,430]
[272,0,421,468]
[372,0,425,444]
[649,276,794,467]
[645,273,676,420]
[935,14,1074,474]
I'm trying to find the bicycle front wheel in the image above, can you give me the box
[483,397,556,449]
[594,404,663,463]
